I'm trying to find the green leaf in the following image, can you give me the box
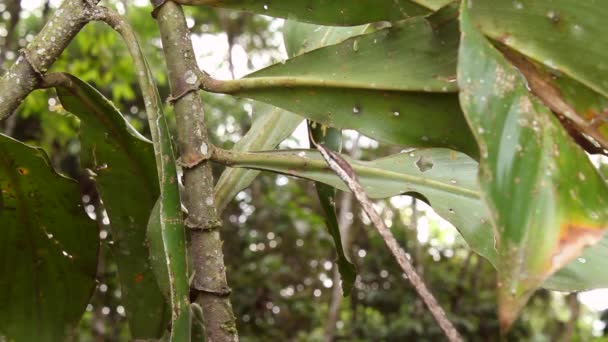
[0,134,98,341]
[458,2,608,330]
[469,0,608,98]
[308,122,356,296]
[215,13,478,157]
[214,20,372,212]
[214,144,608,294]
[54,74,170,338]
[180,0,450,25]
[214,103,302,212]
[213,148,497,265]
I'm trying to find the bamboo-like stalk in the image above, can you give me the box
[89,8,191,341]
[0,0,100,120]
[153,2,238,341]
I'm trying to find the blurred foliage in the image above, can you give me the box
[1,1,607,341]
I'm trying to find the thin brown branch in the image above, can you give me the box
[153,1,238,341]
[0,0,100,120]
[312,141,463,342]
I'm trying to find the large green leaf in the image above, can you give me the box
[214,20,374,212]
[213,146,608,293]
[213,148,497,264]
[458,3,608,330]
[54,74,170,338]
[0,134,98,342]
[211,12,478,157]
[176,0,451,25]
[469,0,608,98]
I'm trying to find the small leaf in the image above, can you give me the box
[0,134,98,341]
[54,74,170,338]
[458,2,608,330]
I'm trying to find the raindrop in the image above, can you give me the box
[578,257,587,264]
[263,4,269,10]
[393,111,400,117]
[352,105,361,114]
[449,179,457,184]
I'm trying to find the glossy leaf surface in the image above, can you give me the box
[458,3,608,330]
[0,134,98,341]
[222,13,478,157]
[54,74,170,338]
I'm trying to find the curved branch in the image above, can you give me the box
[0,0,100,121]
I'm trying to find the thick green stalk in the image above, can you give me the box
[0,0,100,119]
[154,2,238,341]
[90,8,190,340]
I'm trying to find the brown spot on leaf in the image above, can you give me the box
[16,167,29,175]
[548,224,605,275]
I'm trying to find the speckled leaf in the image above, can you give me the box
[216,148,497,265]
[0,134,98,342]
[458,3,608,330]
[54,75,170,338]
[178,0,450,25]
[222,12,477,157]
[469,0,608,98]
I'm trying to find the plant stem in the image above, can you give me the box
[89,8,191,340]
[153,2,238,341]
[0,0,100,120]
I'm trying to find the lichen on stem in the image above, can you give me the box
[0,0,100,120]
